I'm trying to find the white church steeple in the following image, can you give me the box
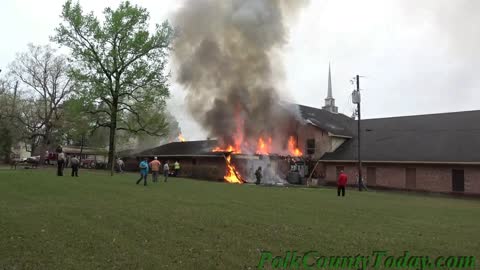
[322,63,338,113]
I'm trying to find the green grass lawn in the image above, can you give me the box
[0,168,479,270]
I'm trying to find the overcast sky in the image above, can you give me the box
[1,0,479,140]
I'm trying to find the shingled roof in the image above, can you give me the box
[321,110,480,163]
[297,104,354,137]
[137,140,222,157]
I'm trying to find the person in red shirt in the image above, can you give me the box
[337,170,348,197]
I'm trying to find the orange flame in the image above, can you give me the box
[288,136,303,157]
[224,155,243,184]
[178,133,186,142]
[212,145,241,154]
[256,136,272,155]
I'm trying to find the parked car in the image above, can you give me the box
[80,159,96,168]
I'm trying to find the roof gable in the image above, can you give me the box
[297,104,354,137]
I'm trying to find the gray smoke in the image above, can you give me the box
[173,0,308,152]
[398,0,480,92]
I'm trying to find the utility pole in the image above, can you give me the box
[352,75,363,191]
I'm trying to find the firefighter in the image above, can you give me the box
[255,166,262,185]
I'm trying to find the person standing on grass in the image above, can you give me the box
[174,160,180,177]
[117,158,125,173]
[149,157,161,183]
[255,166,262,185]
[136,158,149,186]
[45,150,50,165]
[57,151,65,176]
[337,170,348,197]
[163,161,170,182]
[71,155,80,177]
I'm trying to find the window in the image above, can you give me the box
[306,139,315,155]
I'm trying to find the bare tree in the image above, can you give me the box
[10,44,73,162]
[17,98,46,155]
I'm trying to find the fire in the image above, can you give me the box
[178,133,186,142]
[288,136,303,157]
[224,155,243,184]
[212,145,241,154]
[256,136,272,155]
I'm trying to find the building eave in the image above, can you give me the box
[137,154,224,158]
[320,160,480,165]
[327,132,352,139]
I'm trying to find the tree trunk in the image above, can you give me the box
[108,103,118,176]
[30,141,36,156]
[79,134,85,162]
[38,128,50,165]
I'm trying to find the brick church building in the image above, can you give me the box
[128,65,480,195]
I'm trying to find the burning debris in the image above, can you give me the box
[178,133,186,142]
[173,0,309,184]
[223,155,244,184]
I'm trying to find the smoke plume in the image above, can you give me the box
[173,0,308,152]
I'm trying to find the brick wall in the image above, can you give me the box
[125,156,226,181]
[324,163,363,185]
[297,125,331,159]
[323,162,480,195]
[375,166,406,189]
[415,167,451,193]
[464,167,480,194]
[189,157,225,181]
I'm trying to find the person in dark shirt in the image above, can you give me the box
[255,166,262,185]
[70,155,80,177]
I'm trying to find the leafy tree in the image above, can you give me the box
[61,97,92,155]
[9,44,73,163]
[0,79,21,161]
[116,111,182,153]
[53,0,174,174]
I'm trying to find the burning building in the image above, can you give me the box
[132,100,353,185]
[131,102,480,196]
[170,0,315,183]
[151,0,480,195]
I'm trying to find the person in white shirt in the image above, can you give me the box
[163,161,170,182]
[116,158,125,173]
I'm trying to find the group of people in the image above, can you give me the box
[136,157,181,186]
[56,149,80,177]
